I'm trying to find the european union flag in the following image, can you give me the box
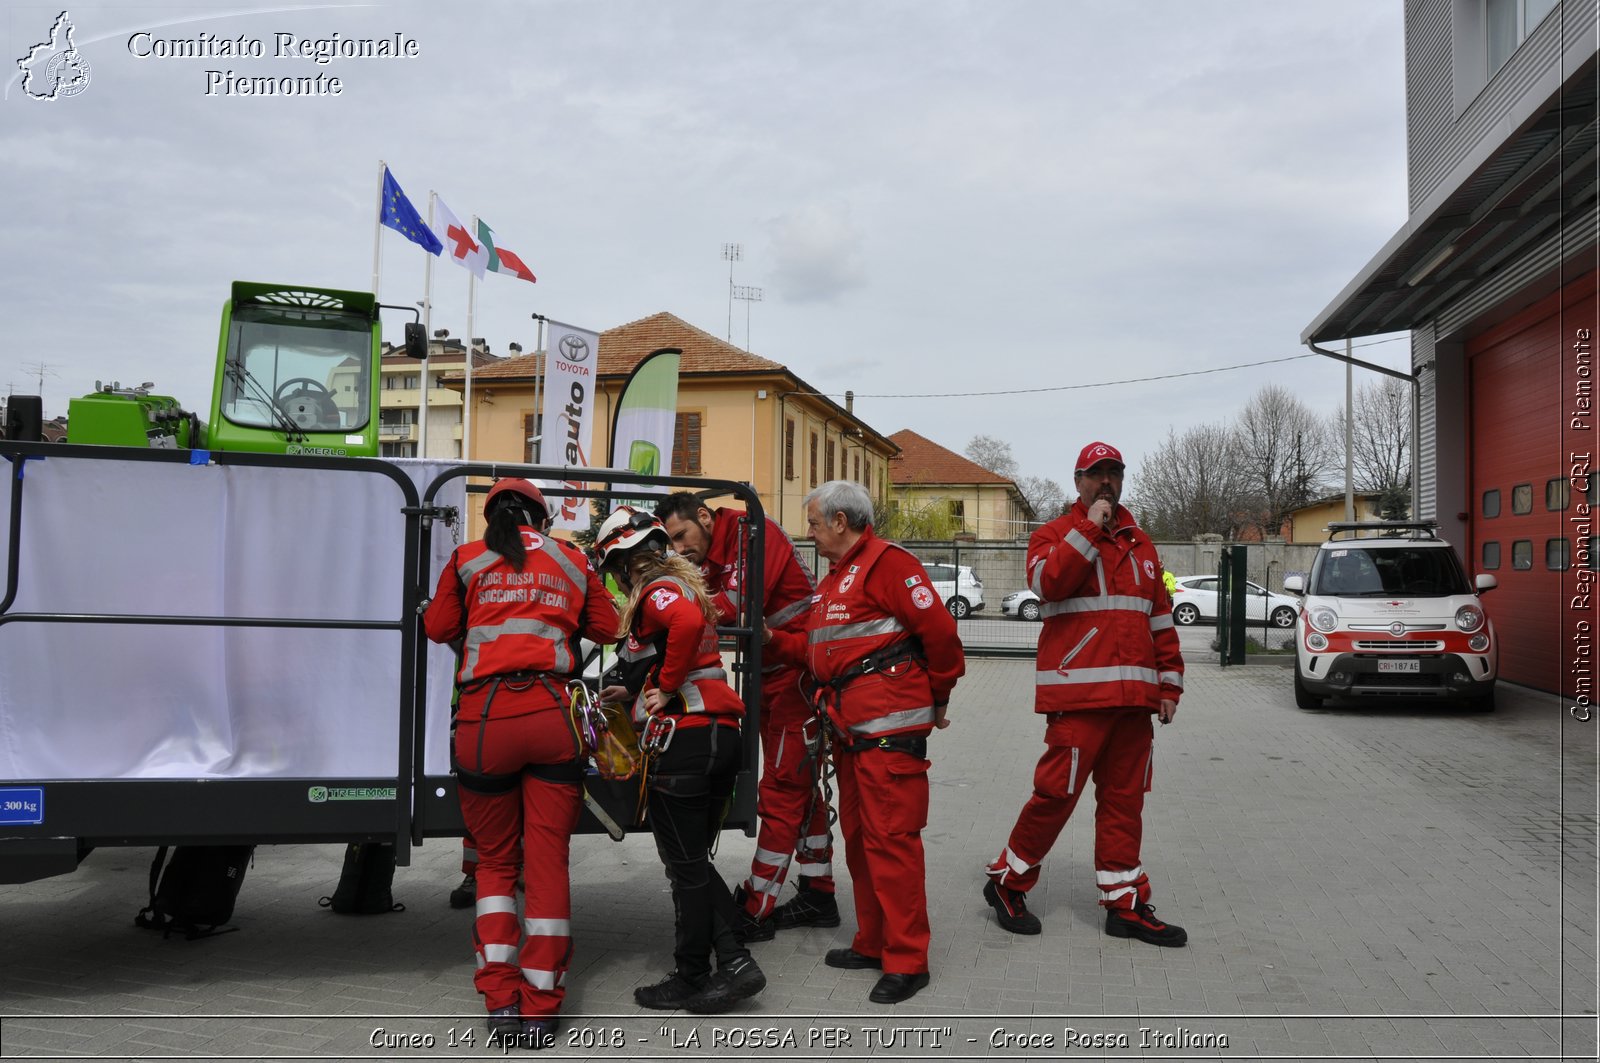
[381,167,443,255]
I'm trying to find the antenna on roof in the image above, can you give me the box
[721,243,742,341]
[733,285,763,351]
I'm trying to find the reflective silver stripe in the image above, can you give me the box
[1096,865,1145,886]
[1036,666,1160,686]
[723,588,743,612]
[754,847,792,868]
[483,943,519,964]
[536,535,585,592]
[1038,595,1154,618]
[617,641,658,663]
[1028,549,1051,597]
[1103,885,1137,902]
[766,595,814,628]
[749,874,782,896]
[795,860,832,875]
[1066,747,1080,795]
[521,967,565,990]
[684,667,727,683]
[1002,847,1030,876]
[1158,671,1184,690]
[461,618,573,680]
[801,833,832,850]
[458,549,503,583]
[1057,627,1099,668]
[809,617,904,645]
[522,917,571,937]
[679,681,708,714]
[1065,528,1097,562]
[475,895,517,919]
[1149,613,1174,631]
[850,705,933,735]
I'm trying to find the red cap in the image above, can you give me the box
[1074,441,1124,474]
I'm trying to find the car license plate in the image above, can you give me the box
[1378,659,1420,673]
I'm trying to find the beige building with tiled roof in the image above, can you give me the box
[887,429,1036,541]
[442,312,897,537]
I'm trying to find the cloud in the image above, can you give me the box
[766,201,866,303]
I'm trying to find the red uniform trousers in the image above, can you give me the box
[835,746,931,976]
[741,670,836,918]
[988,709,1155,910]
[454,689,581,1019]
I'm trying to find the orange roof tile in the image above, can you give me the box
[888,429,1014,486]
[460,312,786,381]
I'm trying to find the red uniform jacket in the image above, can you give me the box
[424,529,618,687]
[770,529,964,739]
[617,575,743,728]
[1027,501,1183,713]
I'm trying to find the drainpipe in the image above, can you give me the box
[1304,339,1425,520]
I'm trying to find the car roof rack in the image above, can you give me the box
[1325,520,1441,541]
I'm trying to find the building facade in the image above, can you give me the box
[886,429,1036,541]
[1303,0,1598,695]
[377,335,506,459]
[444,312,897,539]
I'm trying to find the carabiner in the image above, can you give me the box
[567,681,607,753]
[640,713,677,756]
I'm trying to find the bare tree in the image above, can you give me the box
[1235,384,1335,532]
[964,434,1020,481]
[1330,376,1411,500]
[1125,422,1252,539]
[1017,474,1066,520]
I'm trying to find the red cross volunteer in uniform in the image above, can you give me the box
[423,479,621,1046]
[653,491,837,943]
[767,479,965,1004]
[982,443,1188,948]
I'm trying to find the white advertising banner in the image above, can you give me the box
[540,320,600,531]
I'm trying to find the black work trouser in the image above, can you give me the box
[645,722,746,982]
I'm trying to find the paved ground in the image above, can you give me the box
[1,653,1596,1063]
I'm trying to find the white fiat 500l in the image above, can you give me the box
[1283,522,1498,711]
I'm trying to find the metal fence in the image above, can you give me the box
[793,537,1317,659]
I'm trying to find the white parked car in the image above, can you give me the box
[1170,576,1299,629]
[1283,522,1498,711]
[1001,589,1042,622]
[922,562,984,619]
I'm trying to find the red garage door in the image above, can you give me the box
[1466,271,1597,698]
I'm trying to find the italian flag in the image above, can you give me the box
[476,219,537,283]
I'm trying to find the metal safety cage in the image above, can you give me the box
[410,464,767,845]
[0,440,425,884]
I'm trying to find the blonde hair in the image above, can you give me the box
[616,551,721,637]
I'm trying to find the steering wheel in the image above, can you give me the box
[273,377,339,430]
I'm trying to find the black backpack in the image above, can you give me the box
[135,845,254,940]
[319,842,406,915]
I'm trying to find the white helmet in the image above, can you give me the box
[593,505,670,573]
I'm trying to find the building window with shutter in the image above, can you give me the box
[784,420,795,481]
[853,453,861,482]
[672,412,703,475]
[864,460,871,492]
[809,431,819,488]
[826,438,836,481]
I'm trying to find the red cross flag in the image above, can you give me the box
[431,195,488,278]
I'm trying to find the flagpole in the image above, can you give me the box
[464,226,477,463]
[419,191,435,459]
[372,160,386,297]
[531,316,544,462]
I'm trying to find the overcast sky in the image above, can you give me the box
[2,0,1411,487]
